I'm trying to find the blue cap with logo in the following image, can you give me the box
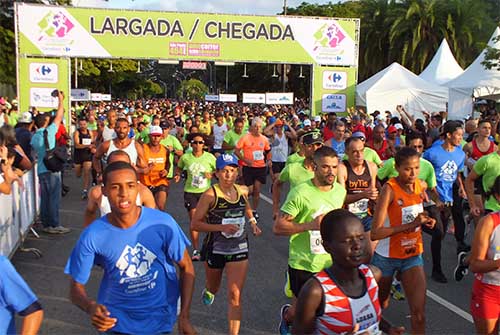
[216,154,239,170]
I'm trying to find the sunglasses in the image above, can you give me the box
[191,141,205,145]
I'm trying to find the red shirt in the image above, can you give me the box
[56,124,68,146]
[323,126,334,141]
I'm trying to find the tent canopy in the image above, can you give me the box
[419,38,464,85]
[356,62,448,117]
[445,27,500,119]
[446,27,500,89]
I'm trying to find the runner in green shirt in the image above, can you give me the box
[285,151,305,166]
[272,131,322,219]
[466,150,500,213]
[378,134,437,190]
[222,118,245,154]
[160,122,184,178]
[174,133,216,261]
[273,146,346,334]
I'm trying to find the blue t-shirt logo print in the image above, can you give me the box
[116,243,157,282]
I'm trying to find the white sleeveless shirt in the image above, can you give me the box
[106,139,138,165]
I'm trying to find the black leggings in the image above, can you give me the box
[422,205,451,273]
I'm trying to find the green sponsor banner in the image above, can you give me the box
[18,57,71,126]
[17,3,359,67]
[313,66,356,116]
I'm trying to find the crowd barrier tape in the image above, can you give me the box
[0,165,40,257]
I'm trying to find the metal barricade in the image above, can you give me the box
[0,166,42,258]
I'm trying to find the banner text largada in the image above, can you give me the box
[90,17,295,41]
[17,4,359,66]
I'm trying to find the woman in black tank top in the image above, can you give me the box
[73,117,95,199]
[191,154,261,335]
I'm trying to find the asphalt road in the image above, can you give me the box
[12,172,478,334]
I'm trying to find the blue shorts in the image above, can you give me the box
[371,252,423,277]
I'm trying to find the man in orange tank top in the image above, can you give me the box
[139,126,170,211]
[371,147,436,334]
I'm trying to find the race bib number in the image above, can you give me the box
[494,253,500,261]
[310,230,327,255]
[252,150,264,161]
[354,323,381,335]
[348,199,369,215]
[191,175,207,189]
[221,217,245,238]
[82,138,92,145]
[401,203,423,226]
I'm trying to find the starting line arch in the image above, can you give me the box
[15,3,359,117]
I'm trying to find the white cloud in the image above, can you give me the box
[73,0,334,15]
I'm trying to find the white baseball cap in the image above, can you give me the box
[149,125,163,136]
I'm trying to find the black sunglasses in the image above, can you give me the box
[191,141,205,145]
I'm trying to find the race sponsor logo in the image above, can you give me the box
[322,94,346,113]
[323,71,347,90]
[30,63,58,83]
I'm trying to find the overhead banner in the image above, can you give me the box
[204,94,219,102]
[266,92,294,105]
[18,57,70,123]
[243,93,266,104]
[16,3,359,66]
[71,88,91,101]
[218,94,237,102]
[313,66,356,115]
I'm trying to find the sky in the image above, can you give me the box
[72,0,335,15]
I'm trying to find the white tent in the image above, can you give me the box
[419,39,464,85]
[445,27,500,119]
[356,62,448,117]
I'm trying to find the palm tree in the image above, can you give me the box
[388,0,448,73]
[443,0,494,68]
[358,0,395,80]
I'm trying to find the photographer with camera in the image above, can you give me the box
[30,90,71,234]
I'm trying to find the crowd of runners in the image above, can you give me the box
[0,94,499,335]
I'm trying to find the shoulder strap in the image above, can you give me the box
[43,129,50,152]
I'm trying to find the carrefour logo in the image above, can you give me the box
[29,63,58,83]
[323,71,347,90]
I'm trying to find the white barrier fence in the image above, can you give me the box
[0,167,40,257]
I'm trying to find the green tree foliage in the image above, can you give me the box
[177,79,209,100]
[483,35,500,71]
[287,0,498,80]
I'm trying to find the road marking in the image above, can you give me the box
[260,193,273,205]
[259,191,475,324]
[426,290,473,323]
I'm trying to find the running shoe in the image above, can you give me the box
[81,189,88,200]
[202,288,215,306]
[390,281,405,301]
[42,227,59,234]
[53,226,71,234]
[454,251,469,282]
[278,304,291,335]
[431,270,448,283]
[191,250,201,261]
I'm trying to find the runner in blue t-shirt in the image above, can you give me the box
[65,161,195,334]
[422,120,466,283]
[0,255,43,334]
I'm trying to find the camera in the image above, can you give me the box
[51,89,60,98]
